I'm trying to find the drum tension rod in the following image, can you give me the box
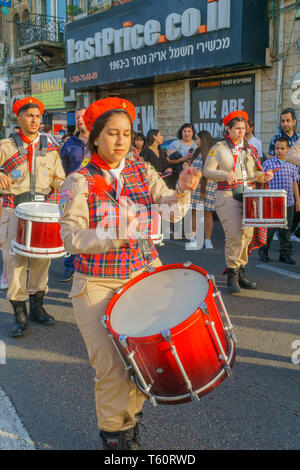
[119,335,157,407]
[161,329,200,403]
[200,302,233,378]
[206,275,238,344]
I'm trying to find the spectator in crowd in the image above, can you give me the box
[269,108,299,157]
[186,130,216,250]
[132,132,145,154]
[13,126,21,133]
[259,137,300,265]
[140,129,173,188]
[61,133,72,144]
[167,123,197,188]
[245,119,264,161]
[42,124,61,149]
[59,108,90,282]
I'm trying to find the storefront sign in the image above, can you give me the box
[191,74,255,139]
[65,0,267,89]
[31,70,65,110]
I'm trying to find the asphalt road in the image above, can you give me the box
[0,220,299,451]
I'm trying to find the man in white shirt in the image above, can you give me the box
[245,119,263,160]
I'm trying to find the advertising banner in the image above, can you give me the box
[65,0,267,89]
[31,70,65,110]
[191,74,255,140]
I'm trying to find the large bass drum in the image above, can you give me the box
[105,263,237,406]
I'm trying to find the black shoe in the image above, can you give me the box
[227,268,240,294]
[59,269,74,282]
[259,248,270,262]
[29,291,54,326]
[100,425,143,450]
[10,300,29,337]
[279,253,296,265]
[238,267,257,290]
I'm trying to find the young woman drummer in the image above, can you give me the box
[202,111,273,294]
[59,97,200,450]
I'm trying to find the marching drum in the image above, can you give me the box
[242,189,287,228]
[105,263,237,406]
[11,202,66,259]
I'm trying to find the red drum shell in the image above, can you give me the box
[16,219,63,249]
[13,202,65,258]
[106,264,235,405]
[243,190,287,228]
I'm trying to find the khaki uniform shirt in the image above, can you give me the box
[203,140,264,182]
[0,135,65,196]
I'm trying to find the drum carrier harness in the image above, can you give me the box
[0,132,48,207]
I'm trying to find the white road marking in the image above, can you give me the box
[256,264,300,280]
[0,386,35,450]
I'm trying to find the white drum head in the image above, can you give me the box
[16,202,60,221]
[110,268,209,337]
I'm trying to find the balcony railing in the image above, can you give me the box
[18,14,66,47]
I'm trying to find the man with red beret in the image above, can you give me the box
[59,96,200,450]
[0,97,65,337]
[203,111,273,293]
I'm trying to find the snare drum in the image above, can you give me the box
[11,202,66,259]
[105,263,236,406]
[242,189,287,228]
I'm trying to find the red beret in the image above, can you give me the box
[84,97,136,132]
[12,97,45,116]
[223,111,248,126]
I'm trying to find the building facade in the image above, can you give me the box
[64,0,300,153]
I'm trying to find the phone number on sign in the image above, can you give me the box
[69,72,98,84]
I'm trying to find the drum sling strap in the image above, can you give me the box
[86,163,154,267]
[8,133,48,207]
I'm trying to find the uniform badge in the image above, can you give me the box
[59,190,73,216]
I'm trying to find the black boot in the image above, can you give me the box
[29,291,54,326]
[10,300,28,337]
[238,266,257,290]
[227,268,240,294]
[100,424,143,450]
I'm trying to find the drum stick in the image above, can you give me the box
[271,167,281,173]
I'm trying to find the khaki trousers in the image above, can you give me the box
[215,191,254,269]
[0,208,50,301]
[70,257,162,433]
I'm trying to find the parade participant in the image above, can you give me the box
[0,97,65,337]
[59,97,200,450]
[60,108,90,282]
[259,137,300,264]
[203,111,273,294]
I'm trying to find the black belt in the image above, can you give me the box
[14,192,46,207]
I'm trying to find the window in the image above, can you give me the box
[13,14,21,59]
